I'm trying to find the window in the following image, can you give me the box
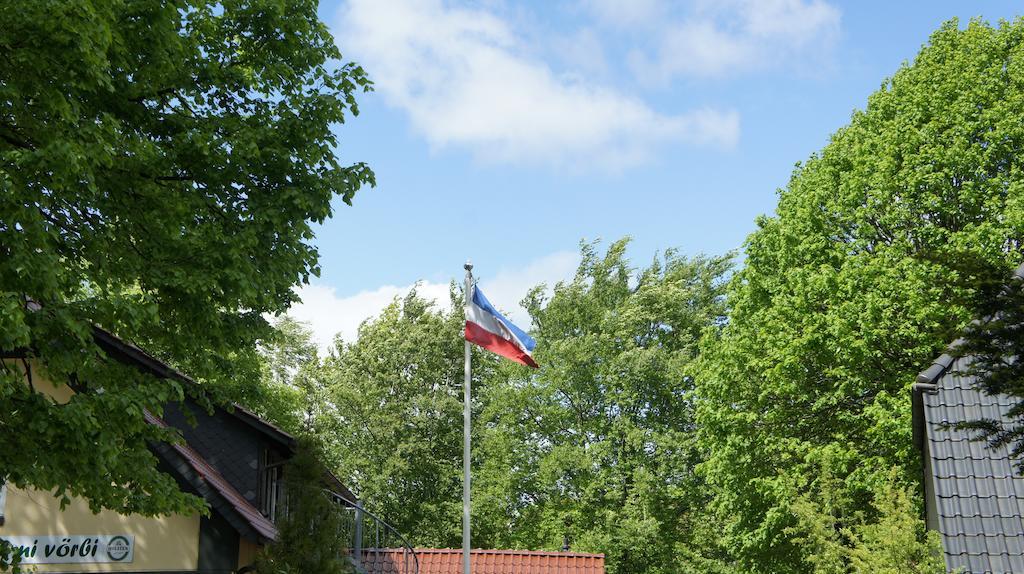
[258,450,287,522]
[0,481,6,526]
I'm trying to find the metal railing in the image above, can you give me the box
[327,491,419,574]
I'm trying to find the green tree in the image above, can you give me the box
[948,268,1024,465]
[845,481,946,574]
[475,240,732,574]
[320,288,501,547]
[787,465,945,574]
[695,18,1024,573]
[254,441,352,574]
[221,316,324,436]
[0,0,372,521]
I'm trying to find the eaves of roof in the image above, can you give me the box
[93,327,365,524]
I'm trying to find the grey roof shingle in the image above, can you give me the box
[918,354,1024,573]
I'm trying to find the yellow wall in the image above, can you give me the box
[237,538,261,570]
[5,359,72,404]
[2,361,219,572]
[2,487,200,572]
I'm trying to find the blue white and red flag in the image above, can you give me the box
[464,286,538,368]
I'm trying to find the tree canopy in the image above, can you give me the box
[949,267,1024,467]
[246,237,945,574]
[293,241,733,573]
[224,16,1024,574]
[9,8,1024,574]
[0,0,371,517]
[694,18,1024,573]
[319,288,501,547]
[475,240,732,574]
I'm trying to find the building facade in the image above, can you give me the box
[0,327,367,574]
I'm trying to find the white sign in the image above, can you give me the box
[2,535,134,564]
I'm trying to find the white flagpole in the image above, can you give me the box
[462,260,473,574]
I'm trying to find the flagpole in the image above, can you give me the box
[462,260,473,574]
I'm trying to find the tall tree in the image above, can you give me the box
[786,468,945,574]
[0,0,372,518]
[475,240,732,574]
[219,316,322,436]
[948,266,1024,467]
[695,18,1024,573]
[321,288,501,547]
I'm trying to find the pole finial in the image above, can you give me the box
[464,260,473,272]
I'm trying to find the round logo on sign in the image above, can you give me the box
[106,536,131,561]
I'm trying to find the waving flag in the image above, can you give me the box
[464,285,538,368]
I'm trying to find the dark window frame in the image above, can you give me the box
[258,449,287,522]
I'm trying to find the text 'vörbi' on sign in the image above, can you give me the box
[2,534,134,564]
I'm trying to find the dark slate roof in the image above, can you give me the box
[915,352,1024,574]
[146,410,279,543]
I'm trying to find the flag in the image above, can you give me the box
[464,285,538,368]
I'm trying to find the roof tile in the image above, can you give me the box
[360,548,605,574]
[920,355,1024,573]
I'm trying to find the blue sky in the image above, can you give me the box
[289,0,1024,350]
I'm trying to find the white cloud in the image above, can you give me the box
[287,281,451,354]
[585,0,841,82]
[476,250,580,324]
[628,19,752,80]
[336,0,739,169]
[733,0,841,42]
[289,251,580,354]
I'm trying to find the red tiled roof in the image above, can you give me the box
[361,548,605,574]
[144,411,279,542]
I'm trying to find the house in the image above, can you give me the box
[361,548,605,574]
[912,313,1024,572]
[0,326,415,574]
